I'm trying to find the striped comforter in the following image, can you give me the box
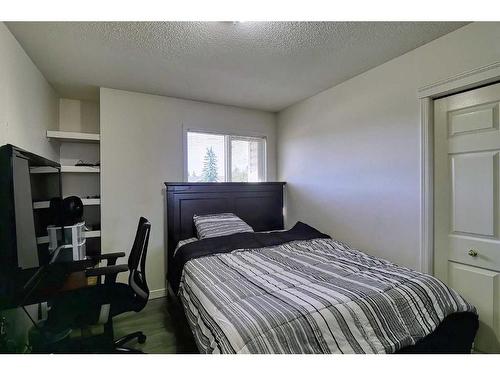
[178,236,476,353]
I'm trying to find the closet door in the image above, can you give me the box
[434,82,500,353]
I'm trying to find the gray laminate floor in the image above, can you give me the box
[113,297,198,354]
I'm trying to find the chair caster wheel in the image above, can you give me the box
[138,334,146,344]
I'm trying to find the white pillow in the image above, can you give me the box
[193,213,254,239]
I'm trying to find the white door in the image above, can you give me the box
[434,82,500,353]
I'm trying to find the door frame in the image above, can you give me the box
[418,61,500,274]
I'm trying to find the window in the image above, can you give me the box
[186,131,266,182]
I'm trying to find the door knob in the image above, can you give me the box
[468,249,478,257]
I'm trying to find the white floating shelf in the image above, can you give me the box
[36,230,101,245]
[30,166,59,174]
[61,165,100,173]
[47,130,100,143]
[36,237,49,245]
[33,198,100,210]
[82,198,101,206]
[30,165,100,174]
[85,230,101,239]
[33,201,50,209]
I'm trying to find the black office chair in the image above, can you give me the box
[45,217,151,353]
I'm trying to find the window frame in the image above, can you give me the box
[183,128,267,183]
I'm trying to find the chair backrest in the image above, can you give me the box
[127,217,151,311]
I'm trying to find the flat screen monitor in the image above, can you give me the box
[0,144,62,308]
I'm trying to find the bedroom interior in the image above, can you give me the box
[1,2,500,367]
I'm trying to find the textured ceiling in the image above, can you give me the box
[6,22,467,111]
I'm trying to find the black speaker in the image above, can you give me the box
[49,196,84,226]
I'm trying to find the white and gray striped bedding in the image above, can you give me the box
[178,237,475,354]
[193,213,254,239]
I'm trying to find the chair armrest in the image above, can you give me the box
[87,252,126,266]
[85,264,128,278]
[65,259,97,271]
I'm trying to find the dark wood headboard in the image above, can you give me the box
[164,182,286,276]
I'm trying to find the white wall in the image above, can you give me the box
[58,98,100,205]
[0,22,59,352]
[0,22,59,161]
[277,22,500,270]
[100,88,277,295]
[59,98,100,134]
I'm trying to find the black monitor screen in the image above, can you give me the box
[0,144,62,308]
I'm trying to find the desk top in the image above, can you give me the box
[18,260,94,306]
[32,271,88,302]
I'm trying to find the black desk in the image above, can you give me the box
[0,260,103,353]
[18,259,95,307]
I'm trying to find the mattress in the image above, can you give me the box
[171,222,478,354]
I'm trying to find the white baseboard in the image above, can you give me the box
[149,288,166,299]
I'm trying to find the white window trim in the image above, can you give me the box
[183,126,268,183]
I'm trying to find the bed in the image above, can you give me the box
[164,182,478,354]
